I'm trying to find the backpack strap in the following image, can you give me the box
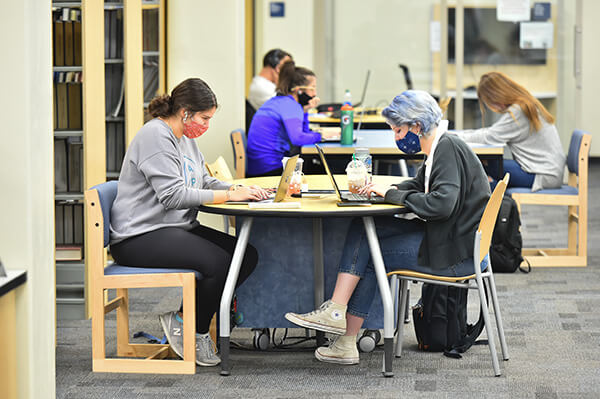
[519,258,532,273]
[443,280,489,359]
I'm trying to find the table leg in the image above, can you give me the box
[312,218,326,347]
[220,217,253,376]
[362,216,394,377]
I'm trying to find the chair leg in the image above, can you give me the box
[476,274,501,376]
[395,279,409,358]
[116,288,130,357]
[390,275,399,327]
[486,274,509,361]
[92,287,107,369]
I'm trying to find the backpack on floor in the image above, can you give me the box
[412,284,486,358]
[491,195,531,273]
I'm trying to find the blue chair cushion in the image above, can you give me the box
[507,185,578,196]
[90,181,119,248]
[105,263,202,279]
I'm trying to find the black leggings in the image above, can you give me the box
[111,224,258,333]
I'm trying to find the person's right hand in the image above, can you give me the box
[320,127,341,139]
[228,186,270,202]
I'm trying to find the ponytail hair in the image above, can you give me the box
[148,78,218,118]
[276,61,315,96]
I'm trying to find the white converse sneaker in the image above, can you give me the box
[315,335,359,365]
[284,300,347,335]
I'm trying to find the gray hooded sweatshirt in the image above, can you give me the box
[110,118,231,244]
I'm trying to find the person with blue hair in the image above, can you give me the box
[284,90,491,365]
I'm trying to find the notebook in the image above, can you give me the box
[314,144,385,204]
[225,155,298,205]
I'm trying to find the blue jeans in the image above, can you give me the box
[486,159,534,191]
[338,216,484,319]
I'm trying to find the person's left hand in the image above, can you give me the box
[358,183,394,198]
[304,96,320,112]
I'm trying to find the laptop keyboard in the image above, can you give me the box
[344,193,370,201]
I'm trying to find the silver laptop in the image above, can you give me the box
[314,144,384,204]
[226,155,298,204]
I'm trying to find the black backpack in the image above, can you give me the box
[490,195,531,273]
[412,284,486,358]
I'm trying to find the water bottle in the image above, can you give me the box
[343,89,352,106]
[340,103,354,145]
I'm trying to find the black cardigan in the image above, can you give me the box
[384,134,491,269]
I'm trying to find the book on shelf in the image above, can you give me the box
[63,204,74,244]
[54,138,68,193]
[67,137,83,193]
[56,245,83,261]
[52,7,81,67]
[73,204,84,246]
[54,71,82,131]
[55,204,65,245]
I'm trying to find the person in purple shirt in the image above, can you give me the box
[246,61,337,176]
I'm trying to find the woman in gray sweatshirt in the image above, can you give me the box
[109,78,269,367]
[453,72,565,192]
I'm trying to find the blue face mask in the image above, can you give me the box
[395,130,421,154]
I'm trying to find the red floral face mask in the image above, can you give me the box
[182,113,208,139]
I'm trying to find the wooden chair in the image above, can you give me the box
[206,156,235,233]
[388,174,510,376]
[85,181,197,374]
[230,129,247,178]
[508,130,591,267]
[206,156,234,182]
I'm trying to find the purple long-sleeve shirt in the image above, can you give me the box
[246,95,321,176]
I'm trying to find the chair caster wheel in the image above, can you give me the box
[252,328,270,350]
[358,329,381,353]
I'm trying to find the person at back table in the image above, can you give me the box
[246,61,338,177]
[247,48,292,110]
[453,71,565,191]
[284,90,491,365]
[109,78,270,367]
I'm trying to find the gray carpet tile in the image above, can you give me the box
[56,160,600,398]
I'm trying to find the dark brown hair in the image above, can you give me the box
[148,78,218,118]
[276,61,315,96]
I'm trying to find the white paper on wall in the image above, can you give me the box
[497,0,531,22]
[520,21,554,49]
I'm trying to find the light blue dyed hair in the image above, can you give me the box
[382,90,442,137]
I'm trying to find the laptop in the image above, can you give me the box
[225,155,298,204]
[314,144,385,204]
[316,69,371,116]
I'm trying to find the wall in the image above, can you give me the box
[0,0,55,398]
[167,0,246,228]
[254,0,315,73]
[579,0,600,155]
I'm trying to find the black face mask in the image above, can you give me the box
[297,91,314,106]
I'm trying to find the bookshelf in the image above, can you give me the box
[52,0,106,320]
[52,0,166,320]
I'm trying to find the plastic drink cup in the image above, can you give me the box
[354,148,372,183]
[287,171,303,196]
[346,159,368,194]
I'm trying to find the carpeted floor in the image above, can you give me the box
[56,161,600,399]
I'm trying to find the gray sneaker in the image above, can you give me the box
[159,311,184,359]
[195,334,221,366]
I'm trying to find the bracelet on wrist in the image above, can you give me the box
[225,190,231,201]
